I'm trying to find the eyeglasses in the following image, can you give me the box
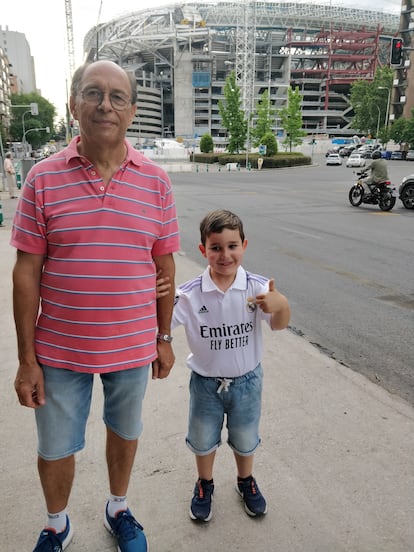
[80,88,131,111]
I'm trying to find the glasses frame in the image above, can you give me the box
[80,88,132,111]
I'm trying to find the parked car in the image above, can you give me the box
[405,150,414,161]
[346,153,366,168]
[391,151,403,160]
[326,153,342,166]
[339,145,355,157]
[398,174,414,209]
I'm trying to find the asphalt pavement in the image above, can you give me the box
[1,194,414,552]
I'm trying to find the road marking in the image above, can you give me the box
[278,226,322,239]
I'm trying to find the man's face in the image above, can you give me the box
[70,61,136,146]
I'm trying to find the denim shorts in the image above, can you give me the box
[186,364,263,456]
[35,364,150,460]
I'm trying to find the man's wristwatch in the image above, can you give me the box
[157,333,173,343]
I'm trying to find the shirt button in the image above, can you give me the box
[91,171,96,176]
[99,186,105,191]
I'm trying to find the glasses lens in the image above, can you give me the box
[82,89,102,104]
[110,93,130,110]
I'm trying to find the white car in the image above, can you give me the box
[346,153,366,168]
[326,153,342,166]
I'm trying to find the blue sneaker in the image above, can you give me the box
[236,476,267,517]
[33,516,73,551]
[104,504,148,551]
[189,478,214,522]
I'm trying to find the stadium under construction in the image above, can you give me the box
[83,1,400,145]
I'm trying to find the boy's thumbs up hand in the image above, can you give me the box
[255,278,282,313]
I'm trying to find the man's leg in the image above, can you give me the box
[106,427,138,495]
[38,455,75,512]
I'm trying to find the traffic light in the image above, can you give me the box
[390,37,403,66]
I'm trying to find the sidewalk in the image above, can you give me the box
[1,228,413,552]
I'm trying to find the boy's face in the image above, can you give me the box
[199,228,247,280]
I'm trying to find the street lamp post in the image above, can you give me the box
[377,86,391,128]
[22,110,32,158]
[374,104,381,144]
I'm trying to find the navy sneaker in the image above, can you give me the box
[236,476,267,517]
[33,516,73,551]
[104,504,148,552]
[189,478,214,522]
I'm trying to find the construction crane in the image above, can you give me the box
[64,0,76,79]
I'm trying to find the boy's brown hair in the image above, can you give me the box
[199,209,245,245]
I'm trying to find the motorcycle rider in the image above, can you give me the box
[363,150,389,195]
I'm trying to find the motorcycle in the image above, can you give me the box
[348,170,397,212]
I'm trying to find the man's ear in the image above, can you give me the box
[243,239,248,250]
[199,244,206,257]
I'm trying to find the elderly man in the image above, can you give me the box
[11,60,180,552]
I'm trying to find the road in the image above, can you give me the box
[170,155,414,406]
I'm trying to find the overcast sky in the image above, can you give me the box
[0,0,402,120]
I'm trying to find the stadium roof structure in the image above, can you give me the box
[84,1,399,61]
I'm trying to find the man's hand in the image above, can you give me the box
[14,361,46,408]
[152,342,175,379]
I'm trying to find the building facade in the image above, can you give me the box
[0,26,36,96]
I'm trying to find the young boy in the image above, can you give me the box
[172,209,290,522]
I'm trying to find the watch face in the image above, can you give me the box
[158,334,173,342]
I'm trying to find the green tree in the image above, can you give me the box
[403,110,414,147]
[278,86,306,152]
[218,71,247,154]
[252,89,275,147]
[260,131,278,156]
[9,92,56,150]
[350,66,393,137]
[389,117,408,146]
[200,133,214,153]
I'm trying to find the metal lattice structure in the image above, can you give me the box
[64,0,75,79]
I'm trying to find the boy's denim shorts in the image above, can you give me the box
[186,364,263,457]
[35,364,150,460]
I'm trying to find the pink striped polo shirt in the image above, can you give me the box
[10,137,180,373]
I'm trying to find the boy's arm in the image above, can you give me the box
[153,253,176,379]
[254,279,291,330]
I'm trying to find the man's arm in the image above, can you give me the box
[13,250,45,408]
[152,253,176,379]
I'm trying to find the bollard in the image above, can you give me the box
[218,164,221,172]
[0,202,4,227]
[247,161,251,171]
[237,163,240,171]
[196,164,199,173]
[206,164,209,172]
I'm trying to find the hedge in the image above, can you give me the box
[192,152,311,168]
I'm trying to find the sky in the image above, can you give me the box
[1,0,402,120]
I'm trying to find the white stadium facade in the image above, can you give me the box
[82,1,400,146]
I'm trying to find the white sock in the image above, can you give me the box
[46,509,68,533]
[107,494,127,518]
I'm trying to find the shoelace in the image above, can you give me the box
[37,529,63,551]
[113,511,144,541]
[217,378,232,393]
[196,480,212,499]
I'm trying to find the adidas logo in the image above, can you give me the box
[199,305,209,314]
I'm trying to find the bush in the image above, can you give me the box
[200,133,214,153]
[260,132,278,156]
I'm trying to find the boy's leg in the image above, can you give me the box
[195,450,216,480]
[233,451,253,478]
